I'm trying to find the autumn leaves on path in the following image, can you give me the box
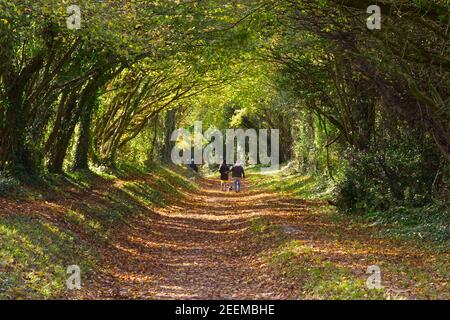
[70,174,448,300]
[71,178,297,299]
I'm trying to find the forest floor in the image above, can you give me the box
[0,165,448,299]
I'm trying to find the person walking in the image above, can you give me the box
[189,158,198,173]
[219,160,231,191]
[231,162,245,192]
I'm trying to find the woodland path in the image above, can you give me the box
[65,175,448,300]
[68,177,311,299]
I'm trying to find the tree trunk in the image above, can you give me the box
[47,93,80,173]
[72,100,95,171]
[162,109,177,162]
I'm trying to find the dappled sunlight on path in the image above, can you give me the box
[65,176,309,299]
[63,174,448,300]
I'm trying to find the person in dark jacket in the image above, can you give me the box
[219,160,231,191]
[189,158,198,173]
[231,162,245,192]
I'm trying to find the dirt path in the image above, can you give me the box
[69,178,296,299]
[66,175,448,300]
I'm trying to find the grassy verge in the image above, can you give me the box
[269,240,387,299]
[0,162,196,299]
[249,167,449,245]
[248,169,449,300]
[249,217,285,242]
[247,166,334,200]
[333,203,450,246]
[249,217,388,299]
[0,215,95,299]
